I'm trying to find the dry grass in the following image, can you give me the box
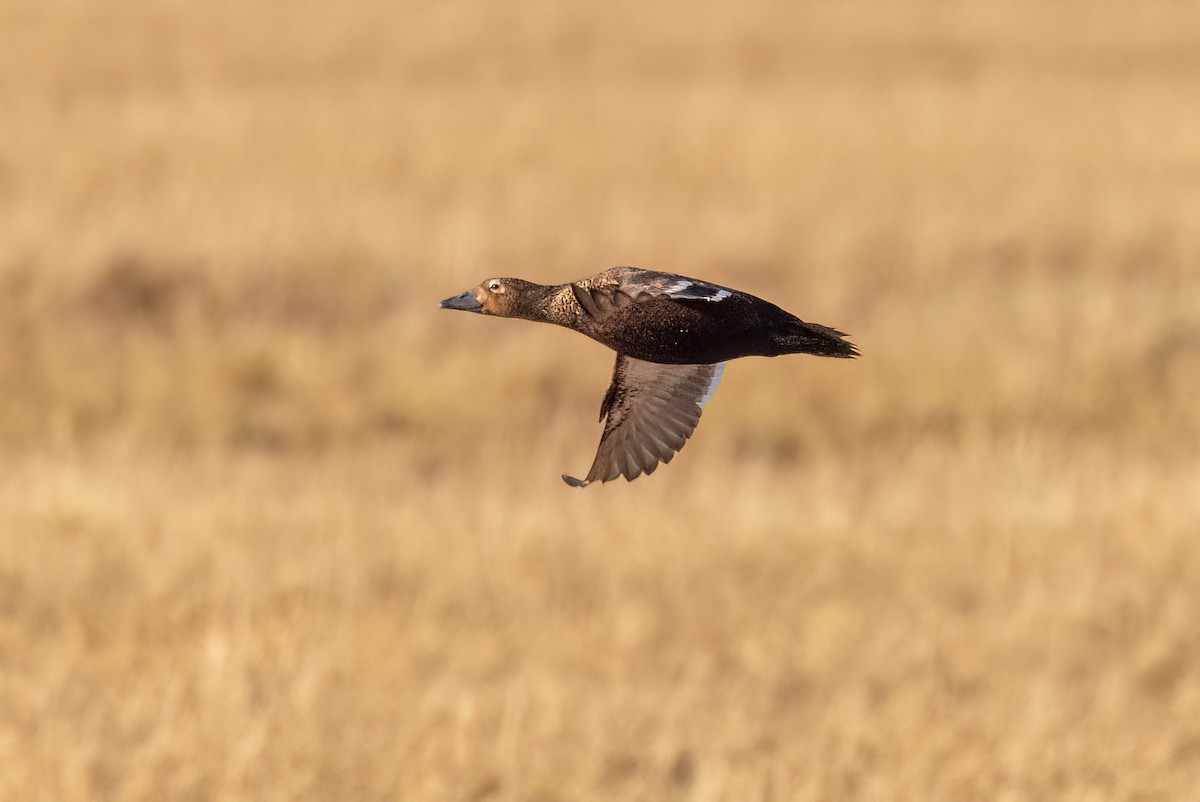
[2,1,1200,799]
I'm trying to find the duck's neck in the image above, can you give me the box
[512,282,569,322]
[545,283,588,326]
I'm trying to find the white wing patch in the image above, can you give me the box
[698,362,726,408]
[663,280,732,302]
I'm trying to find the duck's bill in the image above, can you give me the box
[440,289,484,312]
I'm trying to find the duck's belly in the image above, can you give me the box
[582,301,781,364]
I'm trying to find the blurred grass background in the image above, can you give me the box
[2,1,1200,799]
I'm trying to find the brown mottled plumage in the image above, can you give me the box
[441,266,857,487]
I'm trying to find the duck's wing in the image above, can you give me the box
[563,355,725,487]
[621,270,735,302]
[570,269,735,319]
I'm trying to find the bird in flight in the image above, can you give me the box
[441,266,857,487]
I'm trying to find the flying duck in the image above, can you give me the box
[441,266,857,487]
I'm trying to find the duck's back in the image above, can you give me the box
[566,268,852,364]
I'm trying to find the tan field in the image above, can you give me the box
[3,1,1200,799]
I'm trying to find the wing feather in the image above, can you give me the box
[562,355,726,487]
[569,269,736,323]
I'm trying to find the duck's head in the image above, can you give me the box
[440,277,543,318]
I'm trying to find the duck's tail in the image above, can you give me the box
[776,319,859,358]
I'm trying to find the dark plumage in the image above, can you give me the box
[440,266,857,486]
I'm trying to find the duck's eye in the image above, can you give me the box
[487,280,504,293]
